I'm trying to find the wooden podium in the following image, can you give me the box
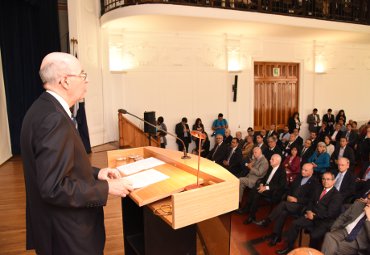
[107,146,239,255]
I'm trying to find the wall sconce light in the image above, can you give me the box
[109,45,125,73]
[315,55,326,74]
[226,36,242,73]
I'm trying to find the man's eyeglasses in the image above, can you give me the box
[66,71,87,81]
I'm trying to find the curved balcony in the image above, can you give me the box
[101,0,370,25]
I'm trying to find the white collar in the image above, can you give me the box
[46,90,72,118]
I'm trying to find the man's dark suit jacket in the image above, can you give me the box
[288,175,319,207]
[307,187,343,226]
[263,146,283,161]
[283,139,302,157]
[343,131,359,149]
[330,129,343,145]
[257,165,287,202]
[330,200,370,253]
[300,145,315,166]
[20,92,108,255]
[207,142,229,165]
[223,147,243,176]
[331,145,356,169]
[335,170,356,203]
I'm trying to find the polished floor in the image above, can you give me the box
[0,143,307,255]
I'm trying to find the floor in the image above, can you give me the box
[0,143,308,255]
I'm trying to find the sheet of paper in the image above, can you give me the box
[117,157,165,176]
[122,169,169,189]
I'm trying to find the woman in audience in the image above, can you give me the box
[282,146,301,183]
[323,135,335,156]
[192,118,204,132]
[192,131,210,158]
[288,112,301,133]
[335,109,346,124]
[241,135,254,160]
[308,142,330,176]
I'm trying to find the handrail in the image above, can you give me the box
[118,111,160,148]
[100,0,370,25]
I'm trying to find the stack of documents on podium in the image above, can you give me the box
[117,157,169,189]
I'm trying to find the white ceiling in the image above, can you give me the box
[101,4,370,44]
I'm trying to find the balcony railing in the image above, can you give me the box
[101,0,370,25]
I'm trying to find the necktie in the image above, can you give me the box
[319,189,327,200]
[346,132,350,140]
[212,144,219,160]
[227,149,234,162]
[335,173,343,191]
[302,147,306,155]
[364,166,370,180]
[345,215,367,241]
[71,116,78,129]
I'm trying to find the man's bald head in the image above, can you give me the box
[39,52,80,85]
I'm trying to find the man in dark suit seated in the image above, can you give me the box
[292,128,304,148]
[282,133,302,158]
[321,192,370,255]
[300,139,315,166]
[317,122,329,142]
[344,123,359,150]
[355,161,370,199]
[276,171,343,254]
[264,137,283,161]
[20,52,133,255]
[254,163,319,246]
[330,123,343,146]
[334,157,356,203]
[243,154,287,224]
[207,134,228,165]
[330,137,356,171]
[222,138,243,176]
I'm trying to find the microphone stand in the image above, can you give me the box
[118,109,191,159]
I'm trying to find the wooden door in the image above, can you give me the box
[254,62,299,131]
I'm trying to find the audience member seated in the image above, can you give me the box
[300,139,315,166]
[241,135,254,161]
[358,126,370,165]
[264,136,283,161]
[207,134,228,165]
[288,112,301,133]
[267,124,278,138]
[212,113,228,137]
[308,142,330,177]
[330,137,356,171]
[254,163,319,246]
[307,108,321,133]
[237,147,269,213]
[322,108,335,133]
[255,134,268,154]
[293,128,304,147]
[224,128,233,145]
[355,161,370,199]
[309,131,319,149]
[175,117,191,152]
[324,135,335,157]
[283,147,301,184]
[243,154,287,224]
[235,131,245,149]
[330,123,343,146]
[222,138,243,176]
[317,122,329,142]
[276,171,343,254]
[279,125,291,144]
[344,123,359,150]
[321,192,370,255]
[247,127,256,143]
[260,128,268,144]
[273,133,284,151]
[283,133,302,158]
[192,117,204,132]
[334,157,356,204]
[335,109,347,125]
[192,131,210,158]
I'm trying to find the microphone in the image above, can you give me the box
[118,109,191,159]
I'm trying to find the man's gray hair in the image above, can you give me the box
[39,59,71,84]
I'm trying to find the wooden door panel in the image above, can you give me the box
[254,62,299,131]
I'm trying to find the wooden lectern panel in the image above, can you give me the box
[107,146,239,229]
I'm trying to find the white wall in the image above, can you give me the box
[69,1,370,150]
[0,50,12,164]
